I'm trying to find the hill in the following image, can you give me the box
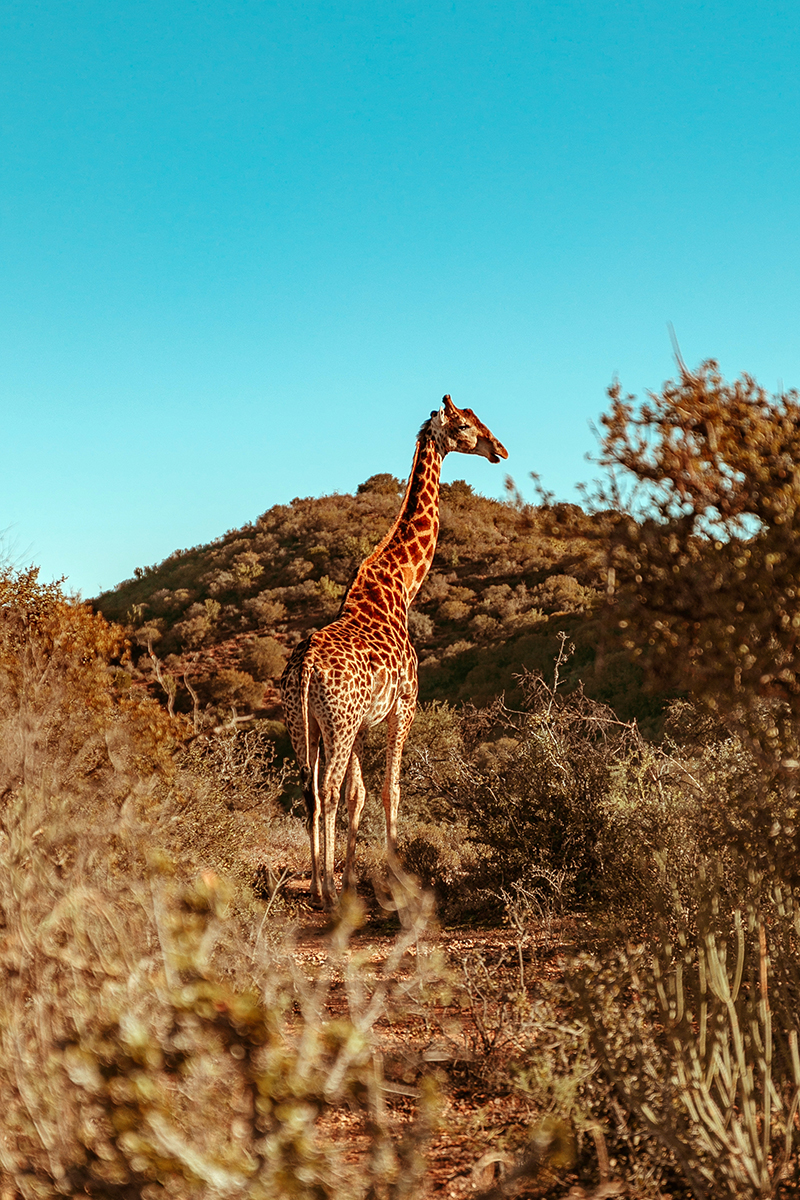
[92,475,661,728]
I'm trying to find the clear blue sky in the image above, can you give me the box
[3,0,799,598]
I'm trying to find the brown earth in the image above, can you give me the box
[286,887,619,1200]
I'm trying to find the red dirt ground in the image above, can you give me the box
[287,891,617,1200]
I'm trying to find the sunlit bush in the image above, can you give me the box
[0,567,449,1199]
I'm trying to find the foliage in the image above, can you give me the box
[0,567,451,1199]
[0,818,445,1198]
[568,357,800,1196]
[91,474,655,726]
[205,667,265,713]
[382,656,708,923]
[243,636,289,682]
[596,359,800,744]
[356,473,402,496]
[571,855,800,1199]
[0,565,181,803]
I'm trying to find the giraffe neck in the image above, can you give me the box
[344,425,442,613]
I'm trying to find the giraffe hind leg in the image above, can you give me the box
[343,731,367,892]
[303,725,322,905]
[319,734,359,910]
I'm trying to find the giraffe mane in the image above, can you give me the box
[341,421,437,606]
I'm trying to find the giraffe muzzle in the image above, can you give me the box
[476,435,508,464]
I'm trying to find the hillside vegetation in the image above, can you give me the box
[93,477,659,729]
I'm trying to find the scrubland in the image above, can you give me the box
[4,362,800,1198]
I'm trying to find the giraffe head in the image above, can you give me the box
[430,394,508,463]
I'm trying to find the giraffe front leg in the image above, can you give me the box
[343,732,366,891]
[382,690,417,857]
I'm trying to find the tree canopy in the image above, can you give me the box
[597,359,800,747]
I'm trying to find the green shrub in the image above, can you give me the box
[407,609,434,643]
[205,668,264,714]
[244,591,287,627]
[244,635,289,681]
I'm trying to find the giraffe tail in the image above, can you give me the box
[299,650,317,827]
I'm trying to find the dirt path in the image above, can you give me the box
[283,880,585,1198]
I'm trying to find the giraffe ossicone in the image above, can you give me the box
[280,395,508,908]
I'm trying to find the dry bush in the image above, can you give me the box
[0,821,446,1198]
[204,668,264,715]
[529,573,596,614]
[243,592,287,629]
[356,474,402,497]
[406,610,434,644]
[390,655,703,922]
[438,599,471,623]
[0,568,453,1199]
[571,855,800,1198]
[552,359,800,1196]
[395,820,484,921]
[165,720,308,899]
[0,566,180,810]
[469,612,500,640]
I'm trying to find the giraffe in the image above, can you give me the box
[280,395,508,908]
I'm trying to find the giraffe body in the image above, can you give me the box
[280,395,507,907]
